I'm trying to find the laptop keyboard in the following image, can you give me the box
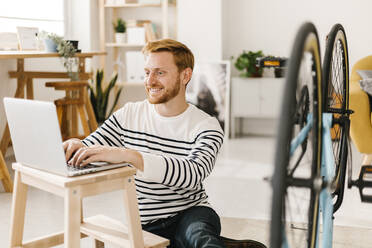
[67,163,101,171]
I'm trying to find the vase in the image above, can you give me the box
[115,33,126,43]
[43,39,58,52]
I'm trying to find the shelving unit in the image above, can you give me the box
[231,77,285,138]
[98,0,176,86]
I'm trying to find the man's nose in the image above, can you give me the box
[146,72,157,84]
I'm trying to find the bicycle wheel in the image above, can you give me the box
[270,22,323,248]
[322,23,350,213]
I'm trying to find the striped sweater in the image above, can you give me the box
[82,100,224,224]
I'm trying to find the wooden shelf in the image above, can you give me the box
[117,81,144,86]
[104,3,162,8]
[104,2,176,8]
[106,43,144,48]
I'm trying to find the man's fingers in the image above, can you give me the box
[81,154,101,166]
[65,143,79,162]
[62,142,68,152]
[74,147,99,167]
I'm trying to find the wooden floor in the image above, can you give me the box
[221,217,372,248]
[1,137,372,247]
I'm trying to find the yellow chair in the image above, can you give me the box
[350,55,372,165]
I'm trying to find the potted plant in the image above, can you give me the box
[89,69,123,124]
[39,31,79,80]
[234,50,264,77]
[113,18,126,43]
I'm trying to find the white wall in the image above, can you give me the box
[0,0,96,143]
[3,0,372,138]
[223,0,372,76]
[177,0,222,62]
[222,0,372,135]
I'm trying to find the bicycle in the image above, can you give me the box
[269,22,351,248]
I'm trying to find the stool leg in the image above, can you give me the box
[77,105,91,138]
[84,92,98,131]
[123,176,144,248]
[94,240,105,248]
[9,171,28,247]
[56,105,63,128]
[61,105,68,140]
[64,187,81,247]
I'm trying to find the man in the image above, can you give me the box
[63,39,225,248]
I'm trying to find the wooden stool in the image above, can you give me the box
[45,81,98,140]
[9,163,169,248]
[0,152,13,192]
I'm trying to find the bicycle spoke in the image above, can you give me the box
[270,22,322,248]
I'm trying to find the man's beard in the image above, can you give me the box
[147,77,181,104]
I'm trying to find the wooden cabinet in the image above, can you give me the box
[98,0,176,86]
[230,77,285,137]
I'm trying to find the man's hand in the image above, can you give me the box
[63,138,84,163]
[68,145,128,168]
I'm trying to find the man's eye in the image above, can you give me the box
[158,71,164,76]
[144,71,150,76]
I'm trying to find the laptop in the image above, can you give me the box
[3,97,129,177]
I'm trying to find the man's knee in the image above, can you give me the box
[174,207,224,248]
[179,222,222,247]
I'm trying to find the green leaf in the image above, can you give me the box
[108,87,123,117]
[89,70,123,123]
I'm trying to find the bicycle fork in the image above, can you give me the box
[317,113,335,248]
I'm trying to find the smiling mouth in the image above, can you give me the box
[148,88,163,94]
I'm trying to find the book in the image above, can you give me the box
[144,22,156,42]
[126,51,145,83]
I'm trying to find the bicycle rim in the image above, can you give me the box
[270,22,323,248]
[322,24,350,212]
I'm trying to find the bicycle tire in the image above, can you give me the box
[322,23,350,213]
[270,22,323,248]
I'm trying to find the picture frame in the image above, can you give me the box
[186,60,231,139]
[16,26,39,51]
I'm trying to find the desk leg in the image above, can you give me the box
[26,77,34,99]
[123,176,144,248]
[0,152,12,192]
[64,187,81,248]
[9,171,28,247]
[1,74,27,155]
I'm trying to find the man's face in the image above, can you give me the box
[144,52,182,104]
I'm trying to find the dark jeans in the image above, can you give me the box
[142,206,226,248]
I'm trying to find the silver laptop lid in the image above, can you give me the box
[4,97,68,176]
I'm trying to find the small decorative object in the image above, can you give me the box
[89,70,123,123]
[234,50,264,77]
[127,27,146,44]
[39,31,79,80]
[113,18,126,43]
[256,56,287,78]
[16,26,39,50]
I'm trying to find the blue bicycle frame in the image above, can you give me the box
[284,113,335,248]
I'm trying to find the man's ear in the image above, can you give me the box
[181,68,192,86]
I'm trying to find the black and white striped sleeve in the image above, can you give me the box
[82,113,124,147]
[140,120,224,190]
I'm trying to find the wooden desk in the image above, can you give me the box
[9,163,169,247]
[0,51,106,192]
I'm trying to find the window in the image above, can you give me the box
[0,0,64,35]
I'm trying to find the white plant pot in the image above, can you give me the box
[115,33,126,43]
